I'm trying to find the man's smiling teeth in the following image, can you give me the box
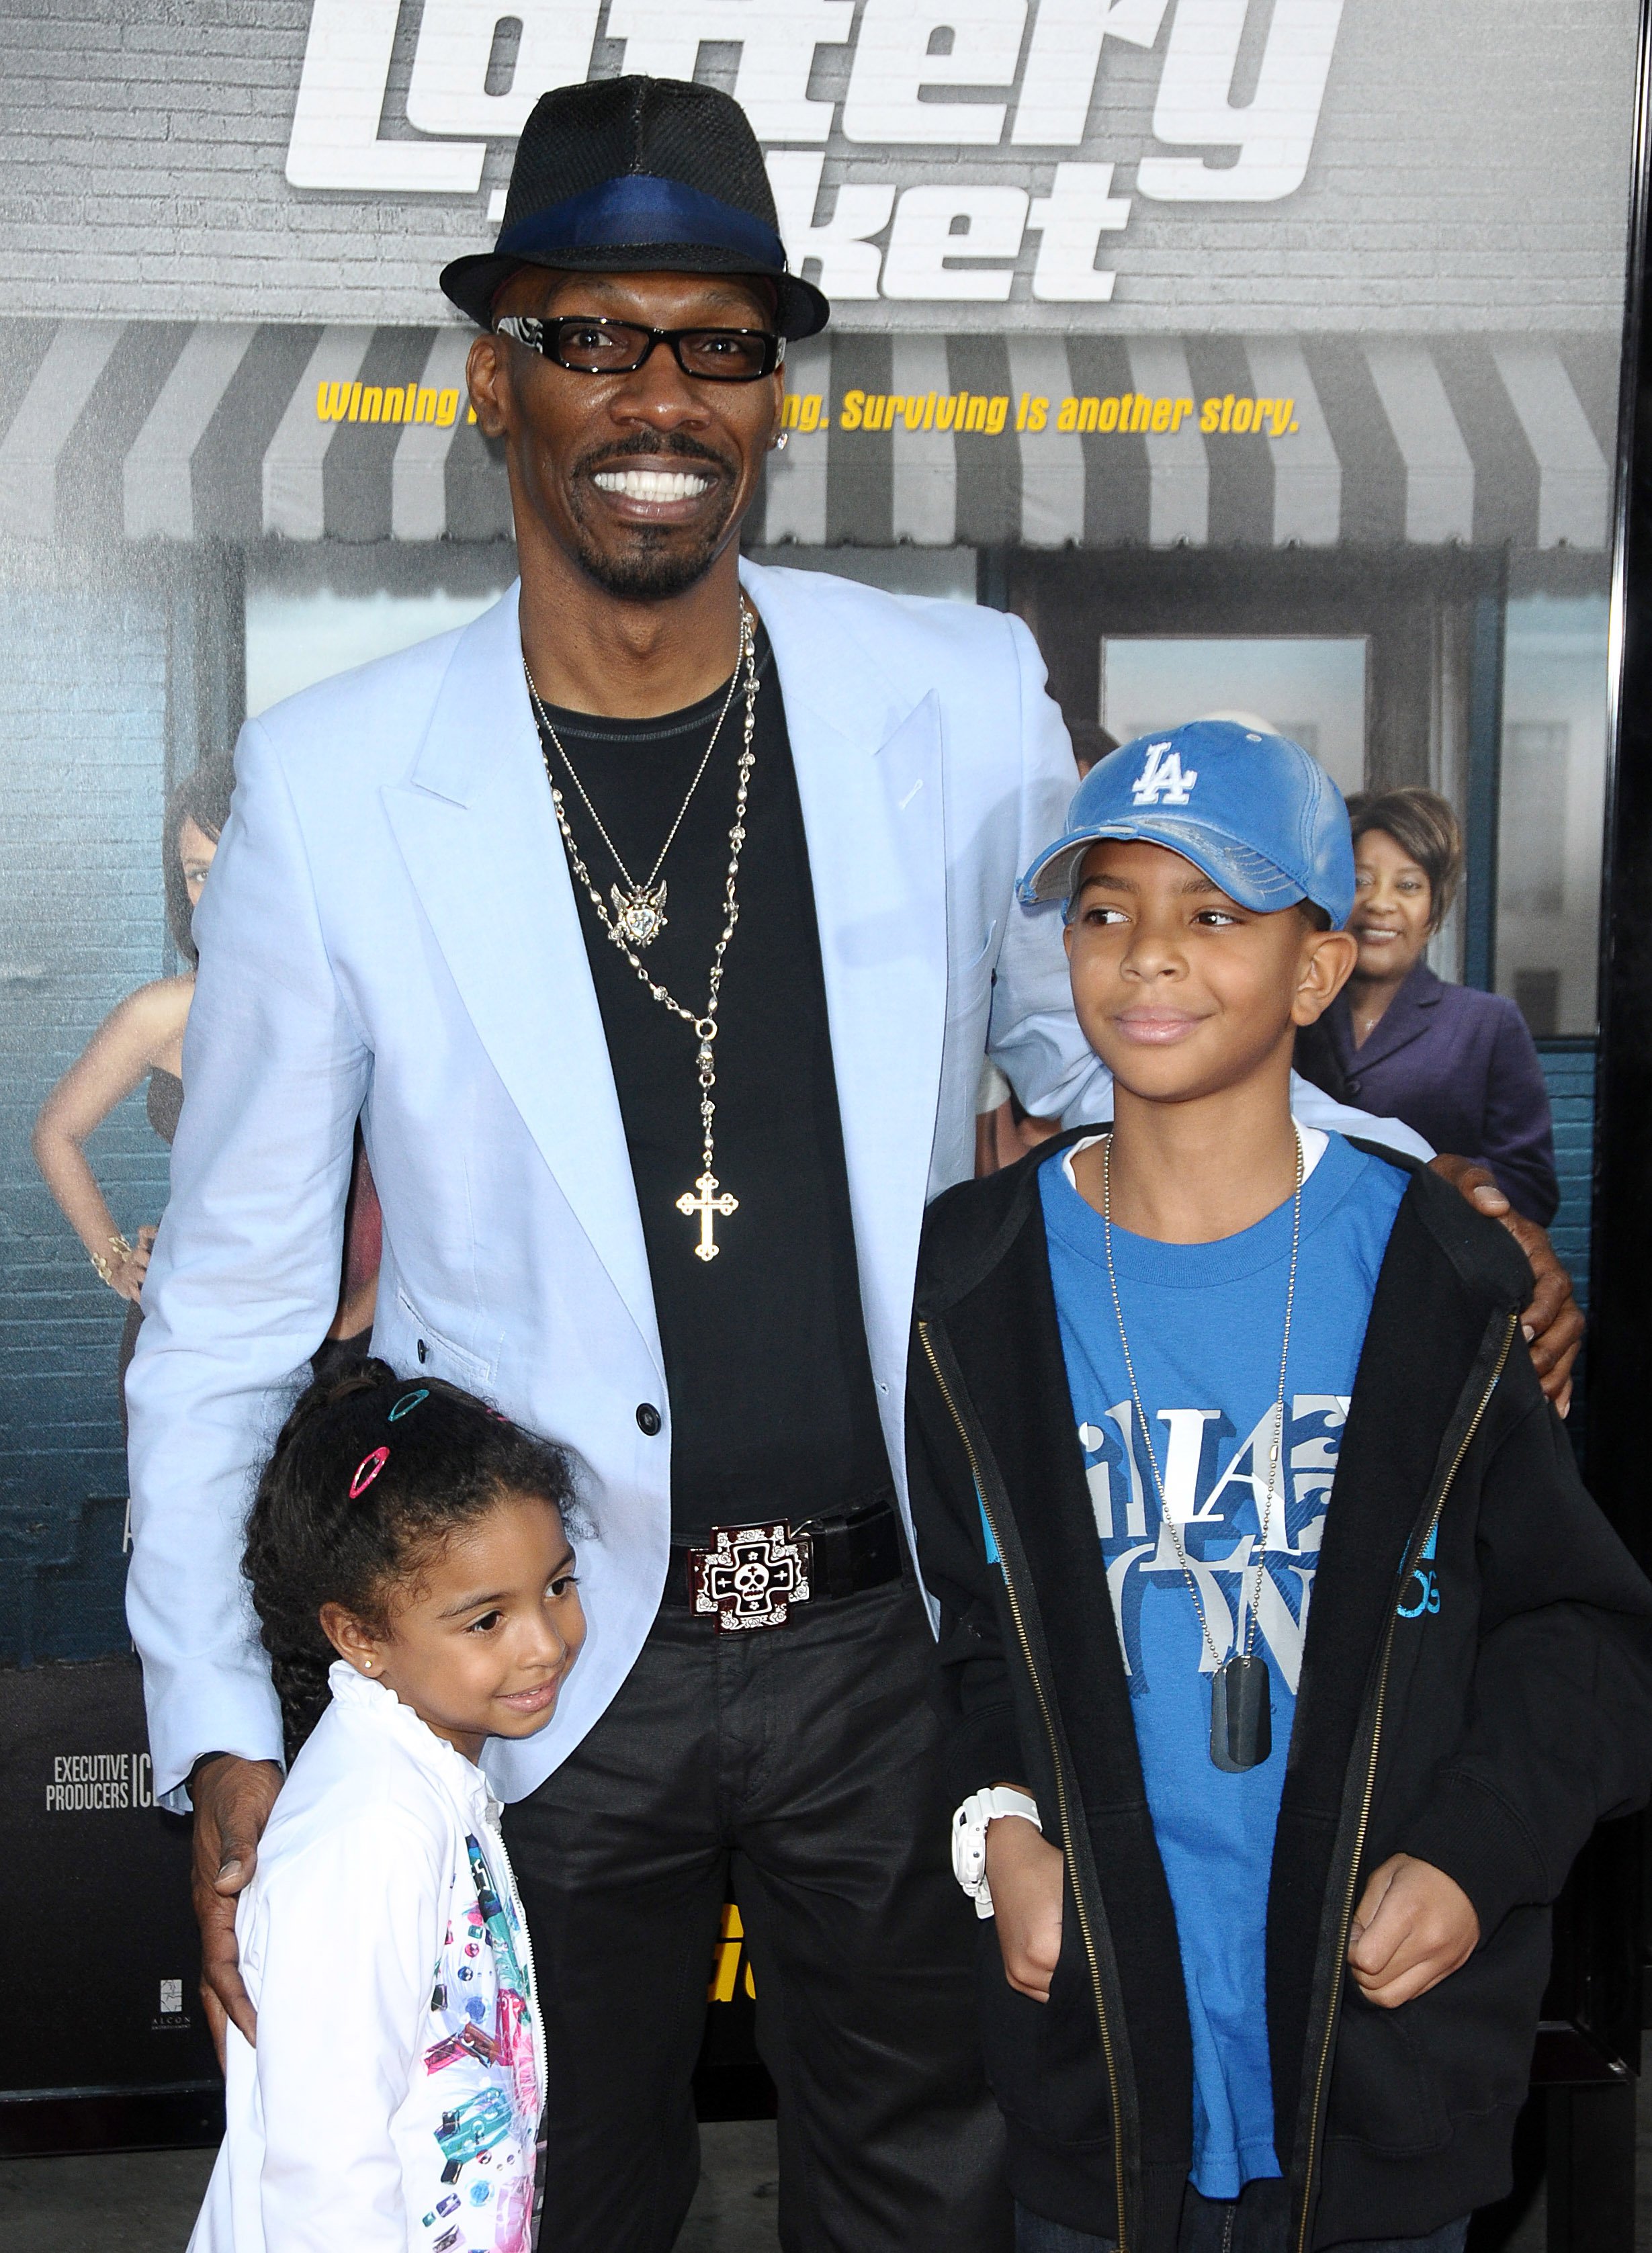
[593,468,712,502]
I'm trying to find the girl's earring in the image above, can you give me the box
[773,430,789,453]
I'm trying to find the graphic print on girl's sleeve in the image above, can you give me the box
[416,1837,541,2253]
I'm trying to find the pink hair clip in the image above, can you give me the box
[349,1446,390,1499]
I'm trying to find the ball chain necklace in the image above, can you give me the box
[1101,1124,1303,1772]
[524,601,758,1264]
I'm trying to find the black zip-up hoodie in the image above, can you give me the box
[906,1131,1652,2253]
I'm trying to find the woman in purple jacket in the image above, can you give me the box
[1296,785,1560,1224]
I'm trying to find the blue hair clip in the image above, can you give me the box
[388,1389,430,1422]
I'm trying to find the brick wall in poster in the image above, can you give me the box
[0,0,1638,333]
[1540,1043,1596,1311]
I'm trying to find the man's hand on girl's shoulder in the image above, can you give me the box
[1347,1853,1479,2010]
[190,1751,284,2066]
[985,1808,1066,2003]
[1428,1156,1582,1415]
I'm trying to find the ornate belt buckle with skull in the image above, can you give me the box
[687,1520,814,1631]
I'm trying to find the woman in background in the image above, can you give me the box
[1295,784,1559,1223]
[33,756,380,1417]
[33,759,236,1370]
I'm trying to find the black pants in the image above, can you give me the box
[503,1577,1011,2253]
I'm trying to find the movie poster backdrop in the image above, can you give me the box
[0,0,1637,2131]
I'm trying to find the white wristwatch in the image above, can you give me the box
[951,1787,1043,1920]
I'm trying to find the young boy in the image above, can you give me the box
[906,721,1652,2253]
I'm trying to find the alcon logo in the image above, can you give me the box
[286,0,1345,304]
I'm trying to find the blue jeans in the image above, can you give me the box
[1014,2178,1472,2253]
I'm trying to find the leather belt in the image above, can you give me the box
[663,1497,903,1630]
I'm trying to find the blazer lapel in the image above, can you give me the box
[381,586,661,1369]
[1355,961,1441,1071]
[742,560,949,1419]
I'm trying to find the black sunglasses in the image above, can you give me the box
[493,314,785,384]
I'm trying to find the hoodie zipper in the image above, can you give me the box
[918,1317,1131,2253]
[485,1805,548,2117]
[1291,1309,1518,2253]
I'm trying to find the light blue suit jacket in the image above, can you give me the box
[124,562,1424,1805]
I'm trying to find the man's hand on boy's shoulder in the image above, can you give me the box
[1347,1852,1480,2010]
[1428,1157,1583,1416]
[985,1802,1066,2003]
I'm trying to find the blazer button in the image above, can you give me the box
[636,1403,662,1435]
[417,1339,428,1364]
[1346,1077,1361,1097]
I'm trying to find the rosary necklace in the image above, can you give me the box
[525,602,759,1264]
[527,643,745,953]
[1102,1125,1303,1772]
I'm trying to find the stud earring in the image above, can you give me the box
[773,430,789,453]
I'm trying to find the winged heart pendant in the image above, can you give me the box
[612,879,668,949]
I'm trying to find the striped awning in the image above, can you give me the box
[0,321,1616,553]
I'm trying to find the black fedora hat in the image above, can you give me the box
[440,76,829,341]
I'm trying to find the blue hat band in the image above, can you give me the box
[496,174,787,275]
[1020,821,1305,913]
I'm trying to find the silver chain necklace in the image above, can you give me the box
[1101,1124,1303,1772]
[526,644,746,953]
[525,601,759,1264]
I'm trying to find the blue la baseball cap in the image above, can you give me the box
[1018,719,1356,928]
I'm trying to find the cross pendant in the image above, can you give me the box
[675,1170,739,1263]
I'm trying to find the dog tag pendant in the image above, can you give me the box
[1210,1654,1272,1772]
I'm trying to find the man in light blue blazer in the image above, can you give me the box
[126,75,1578,2253]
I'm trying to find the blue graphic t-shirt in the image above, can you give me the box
[1038,1128,1405,2197]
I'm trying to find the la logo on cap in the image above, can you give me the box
[1132,741,1199,806]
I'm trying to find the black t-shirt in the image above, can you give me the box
[532,632,891,1547]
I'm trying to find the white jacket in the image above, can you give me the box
[188,1665,545,2253]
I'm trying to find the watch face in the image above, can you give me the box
[951,1802,990,1889]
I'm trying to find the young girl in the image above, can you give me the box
[188,1362,585,2253]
